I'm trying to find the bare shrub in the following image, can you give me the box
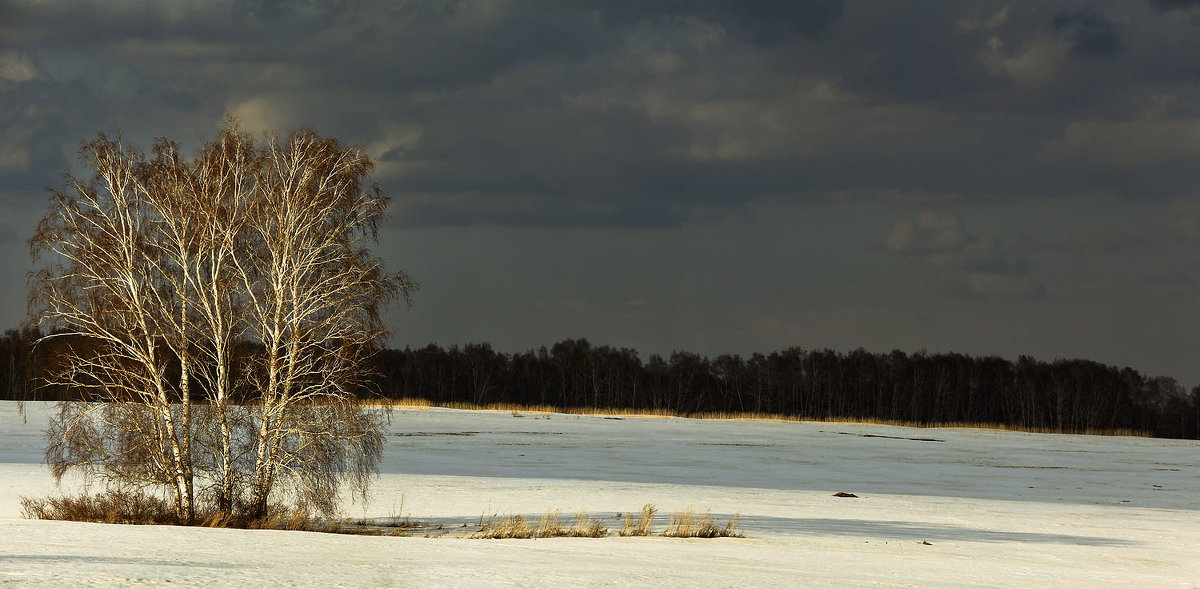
[620,503,658,536]
[20,490,178,525]
[21,490,346,533]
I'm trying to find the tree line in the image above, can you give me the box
[373,339,1200,439]
[6,331,1198,439]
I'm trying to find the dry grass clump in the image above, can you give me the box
[472,514,535,539]
[472,510,609,539]
[620,504,658,536]
[471,506,741,539]
[21,490,343,533]
[536,510,566,537]
[662,506,743,538]
[567,511,608,537]
[234,508,339,532]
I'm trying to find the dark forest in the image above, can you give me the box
[5,329,1197,439]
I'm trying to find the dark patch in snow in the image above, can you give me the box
[394,431,565,437]
[395,431,483,437]
[692,443,778,447]
[991,465,1070,470]
[828,431,945,443]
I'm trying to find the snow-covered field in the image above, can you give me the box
[2,402,1198,588]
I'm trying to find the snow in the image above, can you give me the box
[2,402,1199,587]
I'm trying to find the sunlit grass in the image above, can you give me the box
[382,397,1151,437]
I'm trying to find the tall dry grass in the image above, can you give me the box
[385,397,1151,437]
[662,506,743,538]
[620,504,658,536]
[471,510,609,539]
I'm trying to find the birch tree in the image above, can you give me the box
[29,122,414,523]
[236,128,409,517]
[31,134,198,521]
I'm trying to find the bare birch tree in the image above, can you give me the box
[234,128,410,517]
[29,121,414,523]
[31,134,198,521]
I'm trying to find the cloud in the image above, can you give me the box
[1038,118,1200,168]
[0,0,1197,226]
[1150,0,1200,12]
[957,7,1010,33]
[1170,198,1200,242]
[885,211,969,255]
[0,143,29,173]
[596,0,845,44]
[1051,6,1123,59]
[226,95,297,134]
[885,211,1045,297]
[966,272,1046,297]
[0,50,45,83]
[1069,226,1151,252]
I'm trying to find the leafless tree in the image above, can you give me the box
[234,128,413,517]
[29,121,415,523]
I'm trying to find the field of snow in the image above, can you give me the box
[2,401,1199,588]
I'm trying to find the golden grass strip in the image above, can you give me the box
[384,397,1151,437]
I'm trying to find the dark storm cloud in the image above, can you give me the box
[884,211,1045,298]
[0,75,102,193]
[2,0,1199,227]
[594,0,845,43]
[1150,0,1200,12]
[1052,6,1123,59]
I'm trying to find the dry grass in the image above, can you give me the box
[20,489,179,525]
[384,397,1151,437]
[536,510,566,537]
[21,490,345,533]
[472,510,609,539]
[662,506,743,538]
[24,491,744,540]
[386,398,675,420]
[620,504,658,536]
[567,511,609,538]
[472,514,534,539]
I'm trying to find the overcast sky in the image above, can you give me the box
[3,0,1200,383]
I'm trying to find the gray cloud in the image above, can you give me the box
[886,211,1045,297]
[0,0,1193,228]
[595,0,845,44]
[1151,0,1200,12]
[1052,5,1123,59]
[885,211,969,255]
[1018,225,1154,254]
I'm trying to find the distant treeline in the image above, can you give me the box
[4,329,1198,438]
[375,340,1200,439]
